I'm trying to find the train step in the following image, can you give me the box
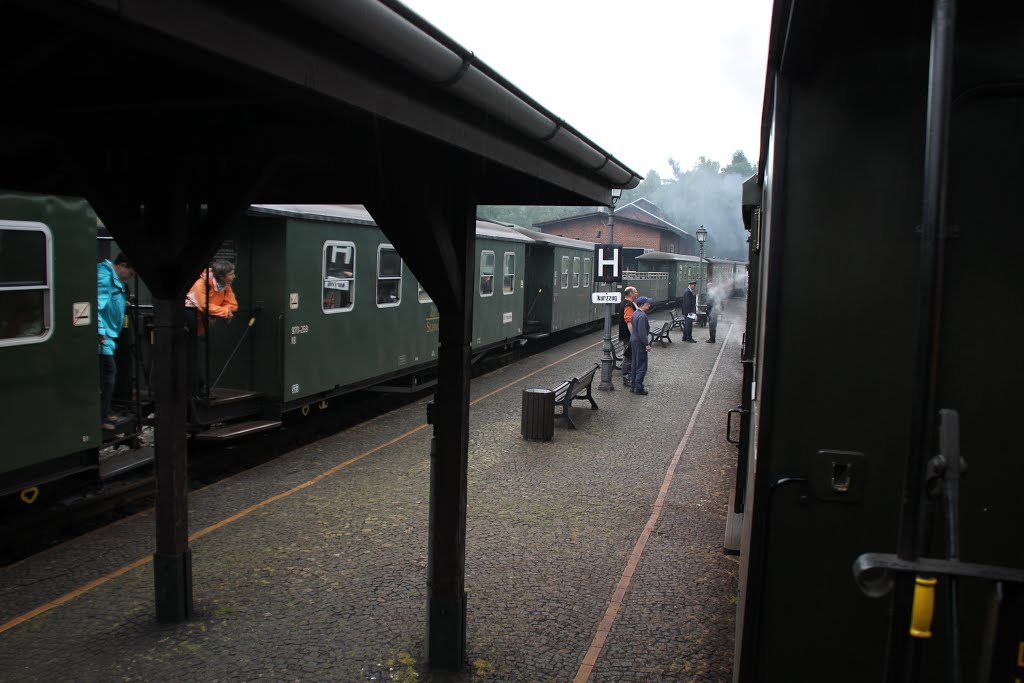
[99,446,154,480]
[192,419,282,442]
[191,388,265,425]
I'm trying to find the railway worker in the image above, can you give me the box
[618,286,639,387]
[680,279,697,342]
[97,253,134,431]
[629,296,653,395]
[186,259,239,336]
[705,280,719,344]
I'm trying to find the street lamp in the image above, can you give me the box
[598,187,623,392]
[696,225,708,307]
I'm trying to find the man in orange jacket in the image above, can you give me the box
[186,260,238,335]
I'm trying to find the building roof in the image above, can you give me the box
[636,251,703,263]
[533,198,691,240]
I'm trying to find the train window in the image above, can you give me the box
[480,250,495,297]
[572,257,581,288]
[561,256,569,289]
[502,252,515,295]
[322,240,355,313]
[417,284,432,303]
[0,222,52,346]
[376,244,402,308]
[583,258,591,287]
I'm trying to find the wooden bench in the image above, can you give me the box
[610,339,626,370]
[649,321,673,347]
[553,362,600,429]
[669,310,687,333]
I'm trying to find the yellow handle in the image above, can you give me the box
[248,316,256,328]
[909,575,937,638]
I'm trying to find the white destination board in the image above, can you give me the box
[592,292,622,304]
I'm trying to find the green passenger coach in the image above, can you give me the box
[1,191,100,495]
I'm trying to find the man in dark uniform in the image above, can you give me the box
[618,286,638,386]
[680,280,697,342]
[705,281,720,343]
[629,297,653,395]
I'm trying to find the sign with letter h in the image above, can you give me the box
[594,244,623,283]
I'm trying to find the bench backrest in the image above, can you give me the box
[570,363,600,397]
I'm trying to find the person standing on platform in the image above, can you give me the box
[97,253,134,431]
[618,286,638,387]
[705,281,720,343]
[629,296,653,395]
[681,279,697,342]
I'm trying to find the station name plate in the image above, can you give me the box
[592,292,622,304]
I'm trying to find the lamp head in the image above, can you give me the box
[610,187,622,206]
[696,225,708,243]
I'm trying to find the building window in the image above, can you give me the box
[0,222,52,345]
[480,250,495,297]
[503,252,515,295]
[572,256,581,288]
[561,256,570,289]
[376,244,402,307]
[322,240,355,313]
[583,258,591,287]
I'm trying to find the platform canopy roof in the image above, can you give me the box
[1,0,641,208]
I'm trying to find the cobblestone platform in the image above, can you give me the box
[0,303,744,682]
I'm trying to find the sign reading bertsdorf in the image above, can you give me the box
[592,292,622,304]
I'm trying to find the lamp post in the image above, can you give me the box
[696,225,708,308]
[598,187,623,392]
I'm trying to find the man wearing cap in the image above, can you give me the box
[680,280,697,343]
[629,297,653,395]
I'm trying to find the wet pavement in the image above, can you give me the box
[0,302,744,682]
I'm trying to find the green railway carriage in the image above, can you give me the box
[634,251,702,304]
[212,206,531,411]
[705,257,748,297]
[1,191,101,494]
[512,228,599,336]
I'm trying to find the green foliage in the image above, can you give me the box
[722,150,757,178]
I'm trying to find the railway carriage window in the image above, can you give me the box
[0,223,51,345]
[322,240,355,313]
[502,252,515,295]
[376,244,402,307]
[583,258,591,287]
[572,257,581,288]
[561,256,569,289]
[480,250,495,297]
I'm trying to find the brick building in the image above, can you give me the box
[534,198,697,270]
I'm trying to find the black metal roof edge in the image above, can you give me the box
[293,0,642,193]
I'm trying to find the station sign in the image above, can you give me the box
[592,291,622,304]
[594,243,623,283]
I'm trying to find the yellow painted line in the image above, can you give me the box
[573,325,734,683]
[0,338,602,635]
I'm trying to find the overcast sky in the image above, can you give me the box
[400,0,775,180]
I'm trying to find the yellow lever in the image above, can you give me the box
[909,575,937,638]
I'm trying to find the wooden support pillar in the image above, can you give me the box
[424,201,475,671]
[365,135,478,669]
[152,296,193,622]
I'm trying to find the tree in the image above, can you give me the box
[693,156,721,175]
[722,150,756,178]
[620,169,663,205]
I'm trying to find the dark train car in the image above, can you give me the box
[732,2,1024,682]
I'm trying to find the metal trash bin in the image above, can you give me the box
[521,389,554,441]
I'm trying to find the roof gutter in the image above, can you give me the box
[288,0,642,193]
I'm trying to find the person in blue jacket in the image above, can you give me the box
[629,296,653,395]
[98,253,134,430]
